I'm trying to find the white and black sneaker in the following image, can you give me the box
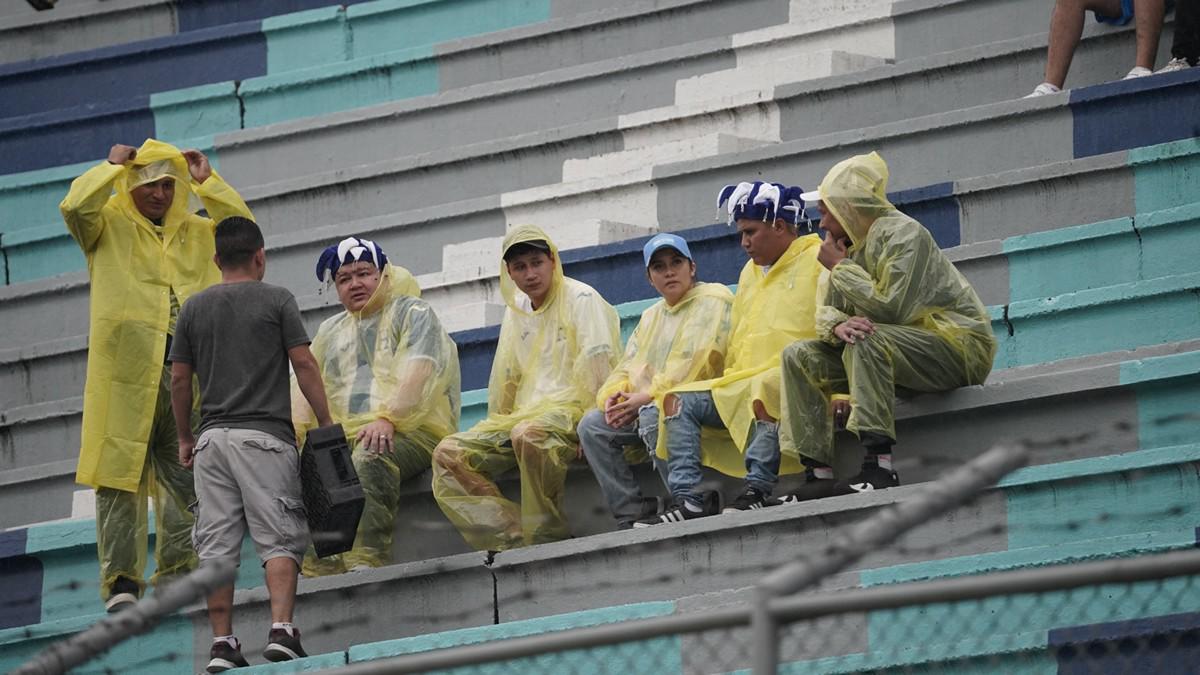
[834,464,899,494]
[104,576,139,613]
[206,638,249,673]
[633,491,719,527]
[263,626,307,662]
[722,486,771,513]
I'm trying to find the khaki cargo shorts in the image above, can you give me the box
[191,428,309,567]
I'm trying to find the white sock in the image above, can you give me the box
[875,454,893,470]
[272,622,296,636]
[213,635,238,648]
[812,466,834,480]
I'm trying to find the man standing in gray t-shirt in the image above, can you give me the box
[170,216,333,672]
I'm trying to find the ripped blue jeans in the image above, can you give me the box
[578,405,670,527]
[664,391,780,506]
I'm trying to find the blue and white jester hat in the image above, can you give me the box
[716,181,808,228]
[315,236,389,282]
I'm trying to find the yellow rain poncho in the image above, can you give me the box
[432,225,620,551]
[294,264,460,573]
[61,138,252,597]
[658,235,823,476]
[597,282,734,411]
[780,152,996,466]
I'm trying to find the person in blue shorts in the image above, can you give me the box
[1026,0,1168,97]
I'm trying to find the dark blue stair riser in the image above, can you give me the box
[1071,68,1200,158]
[0,104,155,176]
[176,0,375,32]
[0,23,266,120]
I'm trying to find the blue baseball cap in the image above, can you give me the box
[642,233,693,267]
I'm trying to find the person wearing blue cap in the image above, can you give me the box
[636,182,823,526]
[294,236,460,575]
[577,233,734,530]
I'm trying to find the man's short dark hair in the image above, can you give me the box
[215,217,264,268]
[502,240,551,263]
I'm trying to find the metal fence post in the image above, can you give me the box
[752,584,780,674]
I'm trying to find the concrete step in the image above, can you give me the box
[0,2,1166,260]
[3,318,1197,538]
[3,442,1199,672]
[0,0,174,66]
[1,155,1196,415]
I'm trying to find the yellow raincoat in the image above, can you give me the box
[780,152,996,466]
[294,264,460,572]
[63,139,252,492]
[597,282,734,411]
[432,225,620,551]
[657,235,823,476]
[61,139,252,597]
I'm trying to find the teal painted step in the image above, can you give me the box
[846,445,1200,671]
[0,160,93,235]
[1003,201,1200,302]
[348,601,679,673]
[242,651,348,672]
[0,612,195,675]
[1123,350,1200,451]
[1131,137,1200,215]
[264,0,552,74]
[2,224,85,285]
[995,272,1200,370]
[263,5,352,73]
[151,83,241,144]
[239,45,439,128]
[25,516,264,627]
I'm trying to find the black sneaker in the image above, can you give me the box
[617,496,667,530]
[263,627,308,662]
[104,576,140,613]
[206,639,249,672]
[632,491,720,527]
[722,486,771,513]
[834,464,899,494]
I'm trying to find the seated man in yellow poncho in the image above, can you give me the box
[294,236,461,574]
[636,182,824,526]
[779,152,996,499]
[432,225,620,551]
[578,233,733,530]
[61,139,253,612]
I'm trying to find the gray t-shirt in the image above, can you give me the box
[170,281,310,445]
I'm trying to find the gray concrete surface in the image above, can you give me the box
[0,0,174,65]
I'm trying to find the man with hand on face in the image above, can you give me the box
[294,236,460,575]
[432,225,620,551]
[60,139,252,613]
[636,182,823,526]
[578,233,734,530]
[778,152,996,500]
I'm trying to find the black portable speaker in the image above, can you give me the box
[299,424,365,557]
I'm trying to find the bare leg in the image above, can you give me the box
[1045,0,1125,87]
[1133,0,1166,69]
[206,584,235,637]
[265,557,299,624]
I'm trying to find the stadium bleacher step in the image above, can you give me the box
[7,441,1198,672]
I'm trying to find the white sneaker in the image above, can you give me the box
[1156,58,1192,74]
[1024,82,1061,98]
[104,592,137,613]
[1123,66,1153,79]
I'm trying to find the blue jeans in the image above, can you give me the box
[664,391,780,506]
[578,405,670,527]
